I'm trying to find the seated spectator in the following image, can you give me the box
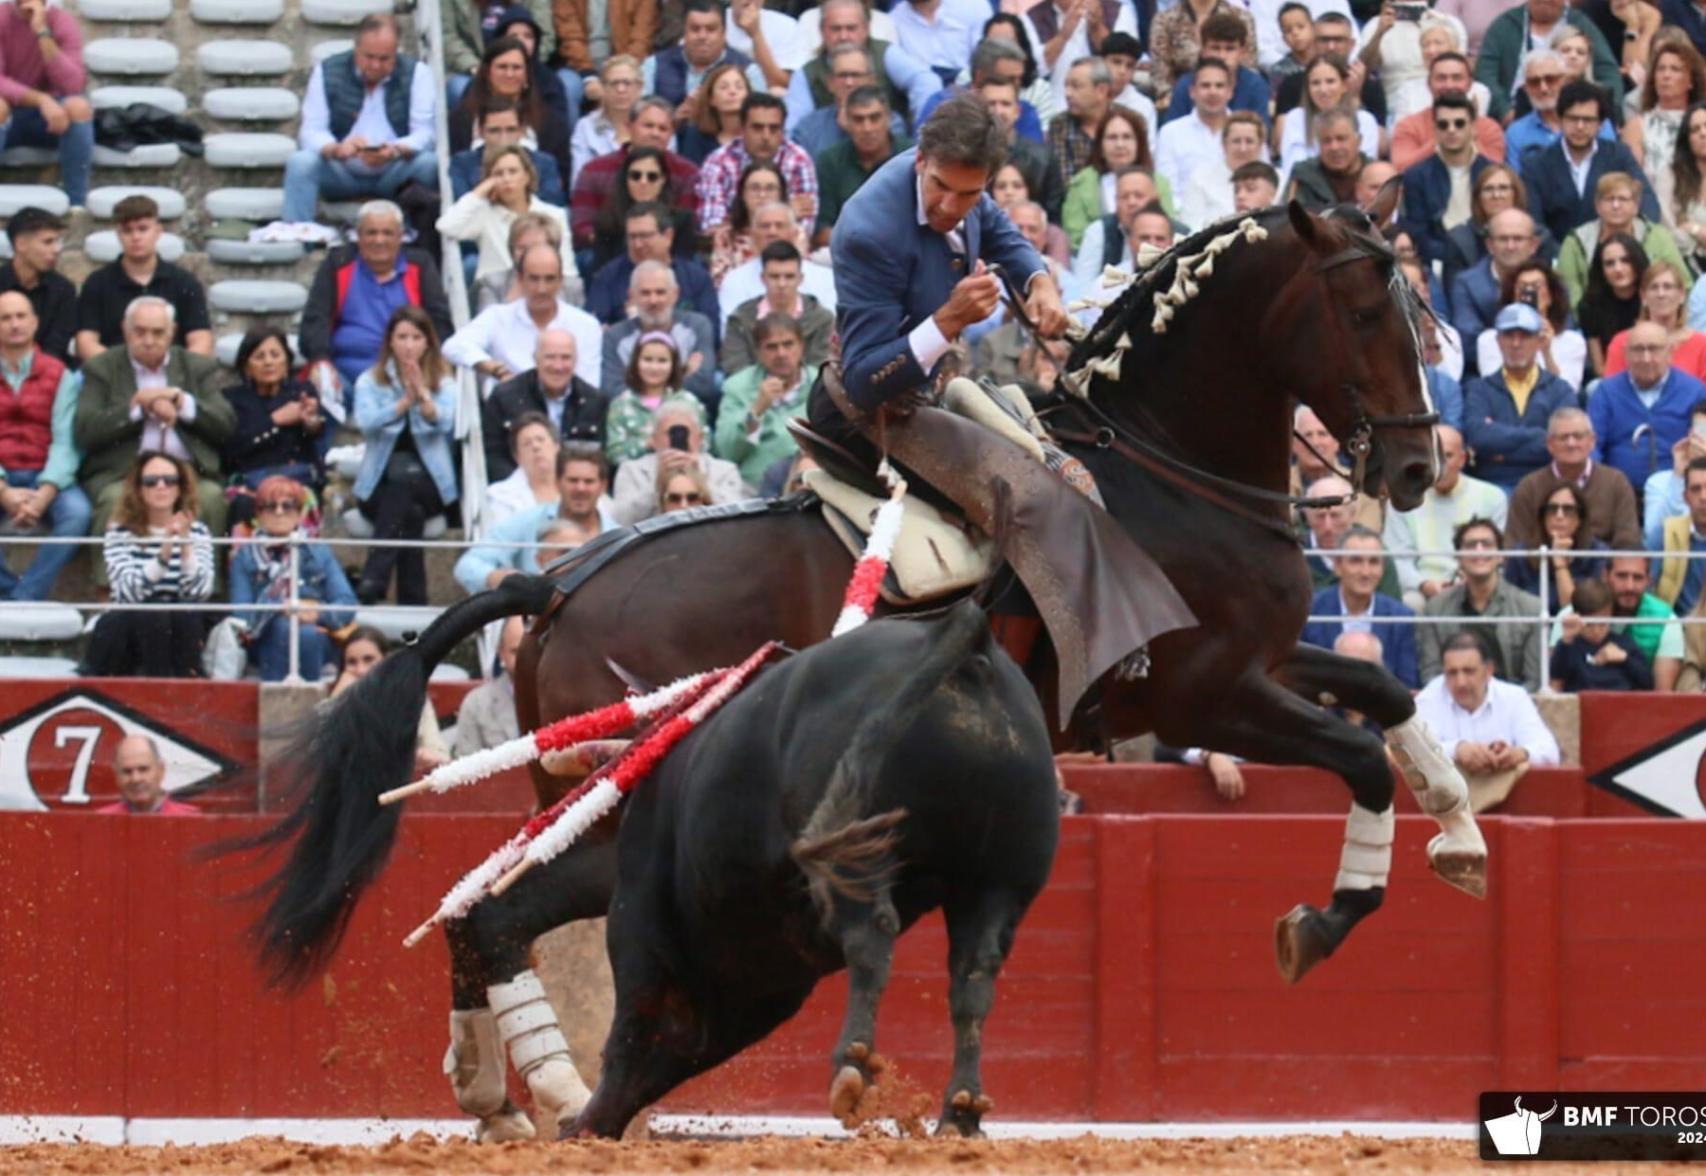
[657,460,713,513]
[1471,261,1585,391]
[1292,410,1384,533]
[722,241,833,376]
[1399,256,1469,394]
[1502,49,1604,168]
[1178,112,1267,231]
[1442,165,1535,297]
[1163,14,1271,128]
[1147,2,1255,116]
[1557,173,1689,311]
[328,625,448,774]
[1390,51,1503,173]
[569,55,644,181]
[1554,556,1684,689]
[1656,456,1706,613]
[588,202,720,330]
[696,93,818,239]
[1261,2,1314,86]
[568,97,701,254]
[709,162,809,285]
[448,34,570,182]
[454,443,611,593]
[786,0,939,135]
[793,45,908,161]
[889,0,984,84]
[1589,322,1706,493]
[1675,105,1706,271]
[610,404,744,524]
[1413,632,1561,811]
[1155,59,1236,198]
[449,96,568,208]
[445,244,603,388]
[1398,94,1494,268]
[1625,39,1706,225]
[1579,233,1647,379]
[219,327,327,532]
[300,200,455,397]
[1510,405,1638,550]
[484,411,562,526]
[587,144,696,274]
[1357,5,1475,124]
[99,734,199,815]
[76,297,230,532]
[1550,577,1654,691]
[718,202,836,325]
[1299,479,1392,598]
[1282,108,1368,213]
[283,14,438,227]
[977,70,1061,227]
[0,207,75,366]
[602,261,718,404]
[1385,425,1509,610]
[1299,525,1420,688]
[604,332,706,464]
[444,0,559,112]
[229,475,358,682]
[453,615,526,757]
[1464,303,1580,490]
[1419,517,1545,689]
[350,307,460,605]
[715,312,815,486]
[1274,56,1380,185]
[81,451,214,678]
[1604,262,1706,380]
[1232,160,1280,213]
[472,210,571,312]
[1522,82,1658,247]
[643,0,766,114]
[1506,481,1609,612]
[1450,208,1541,374]
[0,290,89,601]
[760,448,817,498]
[483,330,607,481]
[0,0,93,208]
[813,84,912,249]
[75,196,212,363]
[438,144,578,285]
[1270,14,1386,124]
[675,61,746,167]
[1063,105,1165,252]
[1071,168,1164,286]
[1642,397,1706,548]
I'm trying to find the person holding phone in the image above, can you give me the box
[609,402,745,525]
[601,331,705,464]
[1471,261,1587,389]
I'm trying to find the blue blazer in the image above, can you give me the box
[1300,587,1420,689]
[1447,256,1501,375]
[1462,366,1582,489]
[831,148,1045,410]
[1521,139,1662,246]
[1400,154,1493,267]
[1588,367,1706,491]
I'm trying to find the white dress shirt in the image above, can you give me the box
[1413,674,1561,766]
[1018,0,1141,118]
[1155,110,1228,197]
[442,298,603,388]
[889,0,986,75]
[299,60,436,164]
[718,255,837,328]
[725,6,811,71]
[127,357,198,462]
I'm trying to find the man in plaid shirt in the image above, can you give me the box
[1045,56,1112,196]
[695,92,818,235]
[569,96,700,251]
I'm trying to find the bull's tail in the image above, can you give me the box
[238,573,559,989]
[791,600,991,923]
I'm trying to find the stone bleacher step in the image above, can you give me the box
[91,85,189,114]
[300,0,392,25]
[87,185,187,220]
[209,279,310,315]
[189,0,287,23]
[85,38,180,77]
[206,187,284,222]
[0,186,71,217]
[75,0,172,21]
[203,87,301,122]
[198,40,295,78]
[207,238,308,266]
[204,133,296,169]
[93,143,183,169]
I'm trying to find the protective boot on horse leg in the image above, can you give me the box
[488,969,595,1129]
[1385,715,1488,898]
[443,1006,536,1142]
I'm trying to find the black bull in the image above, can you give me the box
[573,601,1059,1137]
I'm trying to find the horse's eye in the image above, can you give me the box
[1351,307,1384,327]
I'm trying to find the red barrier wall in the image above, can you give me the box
[5,812,1704,1123]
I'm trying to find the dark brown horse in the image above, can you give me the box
[249,200,1485,1138]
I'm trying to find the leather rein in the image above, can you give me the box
[998,239,1438,544]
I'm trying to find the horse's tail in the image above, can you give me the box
[791,600,990,922]
[242,573,559,989]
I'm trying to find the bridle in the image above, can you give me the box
[1010,227,1437,541]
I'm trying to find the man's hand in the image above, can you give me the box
[1454,741,1494,773]
[1025,276,1071,339]
[1595,641,1629,666]
[1205,752,1246,802]
[1560,610,1584,642]
[37,96,68,136]
[675,94,700,124]
[657,448,695,474]
[0,486,32,521]
[1420,578,1447,599]
[755,374,786,415]
[331,135,368,161]
[18,0,47,33]
[15,484,57,529]
[151,397,179,428]
[485,567,518,589]
[1488,741,1529,771]
[731,0,761,36]
[935,262,1002,340]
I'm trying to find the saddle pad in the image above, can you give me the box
[803,469,996,605]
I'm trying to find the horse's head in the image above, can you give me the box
[1276,191,1439,511]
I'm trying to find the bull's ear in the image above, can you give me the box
[1288,199,1321,249]
[1364,175,1403,225]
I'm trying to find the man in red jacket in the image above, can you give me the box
[97,735,199,815]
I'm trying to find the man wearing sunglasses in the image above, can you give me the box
[1389,52,1505,172]
[1399,92,1496,266]
[1501,48,1609,168]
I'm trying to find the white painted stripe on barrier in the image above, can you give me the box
[0,1116,126,1145]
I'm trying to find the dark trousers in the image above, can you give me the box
[82,610,206,678]
[357,459,445,605]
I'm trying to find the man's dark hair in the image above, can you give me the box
[625,200,670,231]
[508,410,558,457]
[1433,91,1474,117]
[918,91,1008,172]
[1316,11,1354,28]
[1559,79,1608,122]
[1687,455,1706,483]
[1691,398,1706,419]
[112,194,160,226]
[1341,524,1383,547]
[754,312,804,344]
[1453,515,1502,550]
[759,239,802,267]
[683,0,722,19]
[1572,577,1613,615]
[1193,55,1234,83]
[1278,1,1311,21]
[1232,160,1279,186]
[844,83,889,113]
[478,95,523,124]
[1099,31,1142,58]
[741,91,786,123]
[969,36,1026,83]
[1201,12,1249,45]
[557,441,610,482]
[1442,631,1490,661]
[1430,50,1470,75]
[6,206,65,244]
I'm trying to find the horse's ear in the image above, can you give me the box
[1287,200,1321,249]
[1364,175,1403,227]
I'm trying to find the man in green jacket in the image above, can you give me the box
[1474,0,1621,122]
[713,312,817,488]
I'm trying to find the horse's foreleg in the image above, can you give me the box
[1275,643,1487,900]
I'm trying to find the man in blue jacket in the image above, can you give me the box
[1521,81,1660,245]
[1588,321,1706,495]
[1300,526,1420,689]
[1399,94,1493,267]
[1464,302,1582,489]
[448,98,566,206]
[1449,208,1539,378]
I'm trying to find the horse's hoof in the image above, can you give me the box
[1428,840,1488,900]
[937,1090,989,1137]
[1274,903,1333,984]
[476,1105,536,1143]
[830,1064,866,1126]
[934,1118,986,1139]
[847,1041,869,1063]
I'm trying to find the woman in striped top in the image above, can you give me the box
[81,452,215,678]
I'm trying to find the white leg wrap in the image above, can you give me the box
[488,970,593,1124]
[1334,803,1394,892]
[1385,716,1470,818]
[444,1008,509,1118]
